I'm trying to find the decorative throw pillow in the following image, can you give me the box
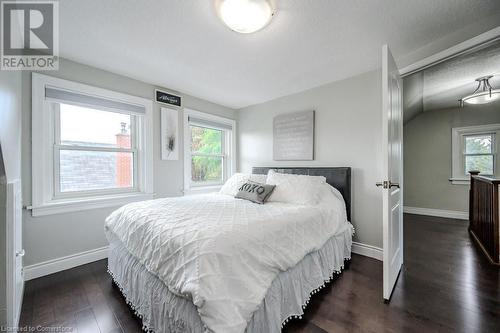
[266,170,326,205]
[235,181,276,204]
[220,173,269,197]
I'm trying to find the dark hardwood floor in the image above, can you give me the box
[19,214,500,332]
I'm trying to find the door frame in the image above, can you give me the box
[382,26,500,301]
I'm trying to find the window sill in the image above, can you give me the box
[183,185,222,196]
[29,192,155,217]
[449,178,470,185]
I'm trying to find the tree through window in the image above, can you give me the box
[464,134,494,175]
[190,126,224,184]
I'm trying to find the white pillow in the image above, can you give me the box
[249,174,267,184]
[266,170,326,205]
[219,173,268,197]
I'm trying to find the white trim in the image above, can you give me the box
[351,242,383,261]
[29,192,155,217]
[451,124,500,184]
[449,177,470,186]
[403,206,468,220]
[400,26,500,76]
[20,241,383,281]
[31,73,154,216]
[183,109,236,193]
[183,185,222,196]
[23,246,109,281]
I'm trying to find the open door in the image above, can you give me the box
[1,144,24,327]
[6,179,23,327]
[379,45,403,301]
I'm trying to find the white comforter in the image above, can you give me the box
[105,187,349,333]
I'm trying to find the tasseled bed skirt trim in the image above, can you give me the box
[107,223,354,333]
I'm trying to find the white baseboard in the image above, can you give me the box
[403,206,468,220]
[22,242,381,281]
[351,241,383,261]
[24,246,109,281]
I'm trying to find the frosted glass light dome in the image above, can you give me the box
[460,75,500,106]
[216,0,274,34]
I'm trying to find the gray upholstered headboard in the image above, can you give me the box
[252,167,351,221]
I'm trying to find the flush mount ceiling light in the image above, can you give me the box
[215,0,274,34]
[460,75,500,106]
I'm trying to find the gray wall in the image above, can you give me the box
[22,58,236,266]
[238,70,383,248]
[0,71,22,182]
[403,71,424,124]
[404,102,500,212]
[0,70,22,325]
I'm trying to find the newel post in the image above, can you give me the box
[468,170,480,226]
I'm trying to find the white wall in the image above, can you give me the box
[0,71,22,326]
[22,58,237,266]
[238,70,383,248]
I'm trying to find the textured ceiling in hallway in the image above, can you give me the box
[403,40,500,123]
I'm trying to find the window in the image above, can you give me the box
[57,103,136,195]
[463,134,494,175]
[184,109,235,192]
[451,124,500,185]
[32,73,153,216]
[190,126,224,185]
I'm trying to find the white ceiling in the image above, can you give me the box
[59,0,500,109]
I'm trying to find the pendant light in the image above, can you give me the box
[460,75,500,106]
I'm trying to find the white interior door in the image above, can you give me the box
[380,44,403,301]
[6,179,24,327]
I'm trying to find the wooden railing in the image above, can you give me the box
[469,171,500,264]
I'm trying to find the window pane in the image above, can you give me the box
[59,150,133,192]
[465,155,493,175]
[465,135,492,154]
[190,126,222,154]
[191,156,222,183]
[60,103,132,149]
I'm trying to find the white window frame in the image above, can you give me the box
[450,124,500,185]
[183,109,236,195]
[31,73,154,216]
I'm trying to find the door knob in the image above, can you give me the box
[376,181,399,189]
[389,182,400,188]
[376,181,388,188]
[16,249,25,257]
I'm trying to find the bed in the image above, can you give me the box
[105,167,353,333]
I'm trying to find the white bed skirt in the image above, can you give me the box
[107,223,353,333]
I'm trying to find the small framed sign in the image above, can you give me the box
[155,89,182,108]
